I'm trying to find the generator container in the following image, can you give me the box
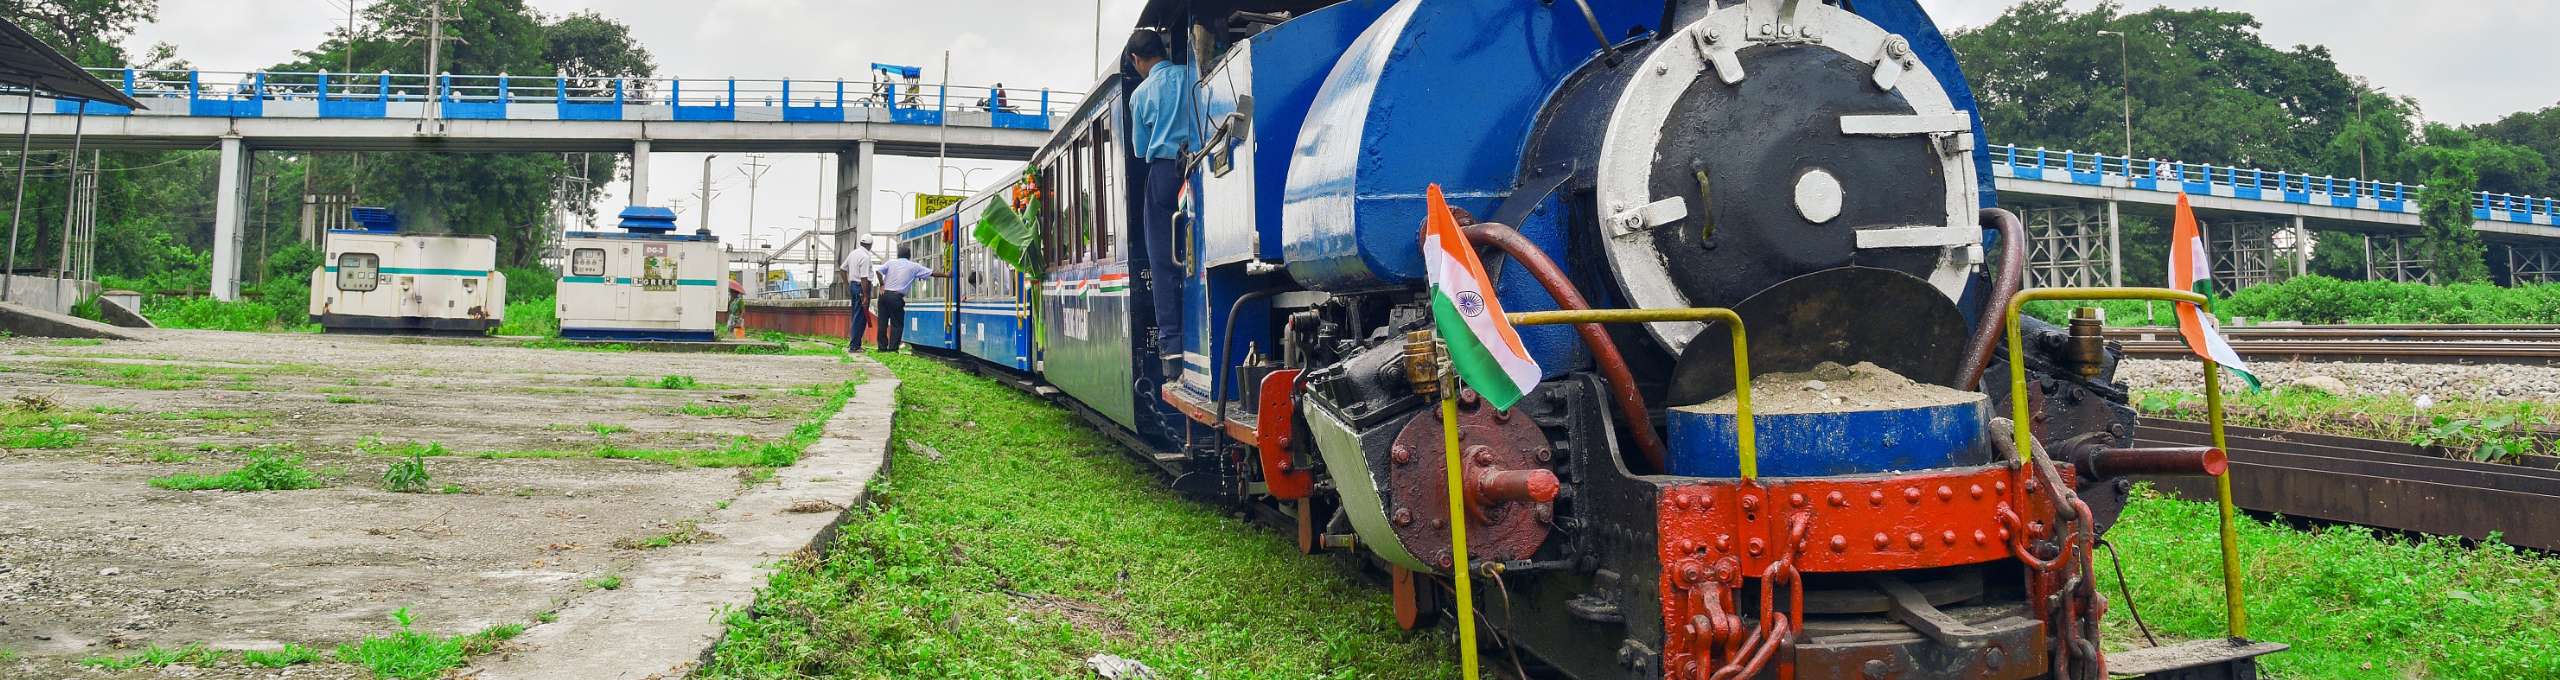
[309,207,506,335]
[557,206,724,342]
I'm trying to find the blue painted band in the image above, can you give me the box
[1665,398,1995,478]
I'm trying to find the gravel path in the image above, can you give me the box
[2118,358,2560,403]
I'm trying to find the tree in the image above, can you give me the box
[0,0,155,65]
[2470,104,2560,197]
[2404,124,2547,282]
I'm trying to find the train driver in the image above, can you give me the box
[1126,30,1200,373]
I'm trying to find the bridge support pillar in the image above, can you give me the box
[2506,245,2560,284]
[2106,200,2123,286]
[834,140,874,293]
[2017,202,2114,288]
[2366,235,2433,283]
[2207,218,2290,293]
[210,135,246,301]
[2292,215,2310,278]
[629,139,652,205]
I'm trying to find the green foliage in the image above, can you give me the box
[586,573,624,590]
[501,265,556,303]
[68,295,103,322]
[2026,275,2560,325]
[2404,124,2549,282]
[78,643,225,670]
[700,354,1451,678]
[335,606,525,680]
[2413,414,2545,463]
[497,296,558,337]
[629,374,697,390]
[381,450,432,493]
[239,644,323,668]
[2101,488,2560,678]
[141,295,311,333]
[149,450,323,492]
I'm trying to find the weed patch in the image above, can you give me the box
[240,643,322,667]
[78,643,224,670]
[381,451,432,493]
[617,519,716,550]
[149,450,323,492]
[586,573,623,590]
[329,394,380,404]
[51,338,103,347]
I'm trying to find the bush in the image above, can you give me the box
[501,265,556,304]
[496,296,557,337]
[143,296,291,332]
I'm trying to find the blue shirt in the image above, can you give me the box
[1128,61,1200,162]
[877,258,935,293]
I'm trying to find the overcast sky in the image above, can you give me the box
[123,0,2560,254]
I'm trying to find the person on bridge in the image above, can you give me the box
[874,254,946,352]
[840,237,880,352]
[1125,30,1199,375]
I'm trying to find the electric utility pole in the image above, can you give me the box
[739,154,772,248]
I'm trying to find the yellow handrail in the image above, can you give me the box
[2002,287,2247,639]
[1506,308,1756,480]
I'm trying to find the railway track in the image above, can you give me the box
[2109,324,2560,365]
[2133,417,2560,551]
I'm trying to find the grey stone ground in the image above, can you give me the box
[0,328,880,678]
[2119,357,2560,402]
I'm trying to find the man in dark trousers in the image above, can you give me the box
[1125,30,1199,375]
[873,253,942,352]
[839,237,879,352]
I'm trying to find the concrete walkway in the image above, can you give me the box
[463,355,897,679]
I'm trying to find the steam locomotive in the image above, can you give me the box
[894,0,2272,677]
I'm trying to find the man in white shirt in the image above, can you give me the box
[839,238,880,352]
[874,255,944,352]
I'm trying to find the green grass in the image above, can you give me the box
[148,450,323,492]
[476,381,855,469]
[0,423,85,449]
[617,519,713,550]
[586,573,624,590]
[678,402,757,418]
[329,394,380,404]
[2100,488,2560,678]
[239,643,323,668]
[2136,385,2557,460]
[699,353,1452,678]
[140,295,316,333]
[2026,275,2560,327]
[144,447,196,463]
[51,337,103,347]
[625,374,700,390]
[588,422,630,437]
[496,296,558,337]
[334,607,524,680]
[78,642,225,669]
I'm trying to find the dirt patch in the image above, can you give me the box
[0,329,859,673]
[1004,591,1138,643]
[1681,361,1974,415]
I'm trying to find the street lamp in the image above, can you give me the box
[939,166,990,192]
[2095,30,2130,158]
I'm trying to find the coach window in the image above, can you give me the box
[1039,159,1063,269]
[1076,132,1099,261]
[337,252,381,291]
[1091,118,1114,259]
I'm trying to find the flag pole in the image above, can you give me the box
[1439,341,1480,678]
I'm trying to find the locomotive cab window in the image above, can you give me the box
[337,252,381,291]
[570,248,607,277]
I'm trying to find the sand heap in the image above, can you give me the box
[1677,361,1977,415]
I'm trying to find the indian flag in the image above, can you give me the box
[1422,184,1542,410]
[2166,192,2262,389]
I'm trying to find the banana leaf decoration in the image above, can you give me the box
[974,171,1042,276]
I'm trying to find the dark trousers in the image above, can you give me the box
[1141,157,1185,354]
[846,282,872,351]
[877,290,908,351]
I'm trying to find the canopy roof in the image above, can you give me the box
[0,17,143,109]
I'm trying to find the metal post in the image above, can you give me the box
[2106,200,2123,287]
[936,50,950,194]
[2362,235,2373,281]
[4,80,37,302]
[55,100,86,292]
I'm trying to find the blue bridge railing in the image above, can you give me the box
[32,67,1081,131]
[1988,143,2560,228]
